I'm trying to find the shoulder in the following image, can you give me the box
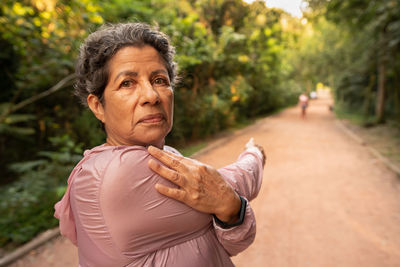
[71,146,153,201]
[163,145,182,156]
[79,145,179,181]
[80,146,150,177]
[69,146,155,230]
[101,146,153,179]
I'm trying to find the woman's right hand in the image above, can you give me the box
[147,146,242,224]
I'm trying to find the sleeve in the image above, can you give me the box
[212,147,264,256]
[93,148,214,256]
[54,156,91,246]
[218,147,264,201]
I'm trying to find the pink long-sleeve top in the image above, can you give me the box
[54,144,263,267]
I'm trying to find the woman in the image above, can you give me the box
[299,92,309,118]
[55,22,265,267]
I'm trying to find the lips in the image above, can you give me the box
[138,113,165,124]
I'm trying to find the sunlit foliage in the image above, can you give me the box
[300,0,400,123]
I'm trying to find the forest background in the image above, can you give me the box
[0,0,399,250]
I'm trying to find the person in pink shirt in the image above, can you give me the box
[54,22,265,267]
[299,93,309,119]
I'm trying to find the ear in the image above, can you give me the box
[87,94,105,123]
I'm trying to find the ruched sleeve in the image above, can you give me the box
[218,147,264,201]
[212,147,264,256]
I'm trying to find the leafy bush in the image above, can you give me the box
[0,135,82,247]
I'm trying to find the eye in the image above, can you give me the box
[153,77,169,86]
[120,79,134,88]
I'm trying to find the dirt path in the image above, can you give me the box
[10,93,400,267]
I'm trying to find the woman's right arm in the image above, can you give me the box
[212,144,265,256]
[218,144,265,201]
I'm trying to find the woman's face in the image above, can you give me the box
[88,45,174,148]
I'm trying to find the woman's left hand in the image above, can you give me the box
[148,146,241,224]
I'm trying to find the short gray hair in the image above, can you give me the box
[74,22,177,106]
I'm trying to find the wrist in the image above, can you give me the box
[214,192,241,223]
[213,195,247,229]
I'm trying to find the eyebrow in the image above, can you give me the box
[114,71,138,83]
[113,69,169,83]
[150,69,169,77]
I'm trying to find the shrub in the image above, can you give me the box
[0,135,82,247]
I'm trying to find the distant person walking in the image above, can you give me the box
[299,93,309,119]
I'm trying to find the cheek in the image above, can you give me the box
[165,92,174,118]
[107,102,127,118]
[164,89,173,105]
[104,97,136,127]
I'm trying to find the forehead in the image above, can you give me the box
[108,45,166,74]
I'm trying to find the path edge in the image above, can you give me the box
[0,228,60,266]
[191,117,268,159]
[336,119,400,176]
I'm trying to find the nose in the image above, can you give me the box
[139,81,160,105]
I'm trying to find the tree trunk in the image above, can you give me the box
[306,80,312,94]
[329,75,335,91]
[191,74,199,98]
[376,57,386,123]
[363,74,375,118]
[394,69,400,124]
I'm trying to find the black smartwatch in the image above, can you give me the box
[213,195,247,229]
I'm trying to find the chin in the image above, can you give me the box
[145,138,165,148]
[139,134,166,147]
[142,128,170,147]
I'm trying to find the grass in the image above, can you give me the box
[177,116,263,157]
[334,103,377,126]
[335,103,400,173]
[231,119,254,130]
[173,103,295,158]
[178,142,208,157]
[176,117,260,157]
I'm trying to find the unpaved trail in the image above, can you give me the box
[10,93,400,267]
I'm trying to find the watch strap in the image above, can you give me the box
[213,195,247,229]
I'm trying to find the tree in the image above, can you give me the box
[303,0,400,123]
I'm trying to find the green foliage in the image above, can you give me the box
[0,0,105,181]
[0,111,36,136]
[334,102,377,127]
[301,0,400,123]
[0,1,103,94]
[161,0,298,145]
[71,109,106,148]
[179,142,208,157]
[0,135,82,246]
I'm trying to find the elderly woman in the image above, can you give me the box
[55,22,265,267]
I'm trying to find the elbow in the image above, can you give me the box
[226,230,256,256]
